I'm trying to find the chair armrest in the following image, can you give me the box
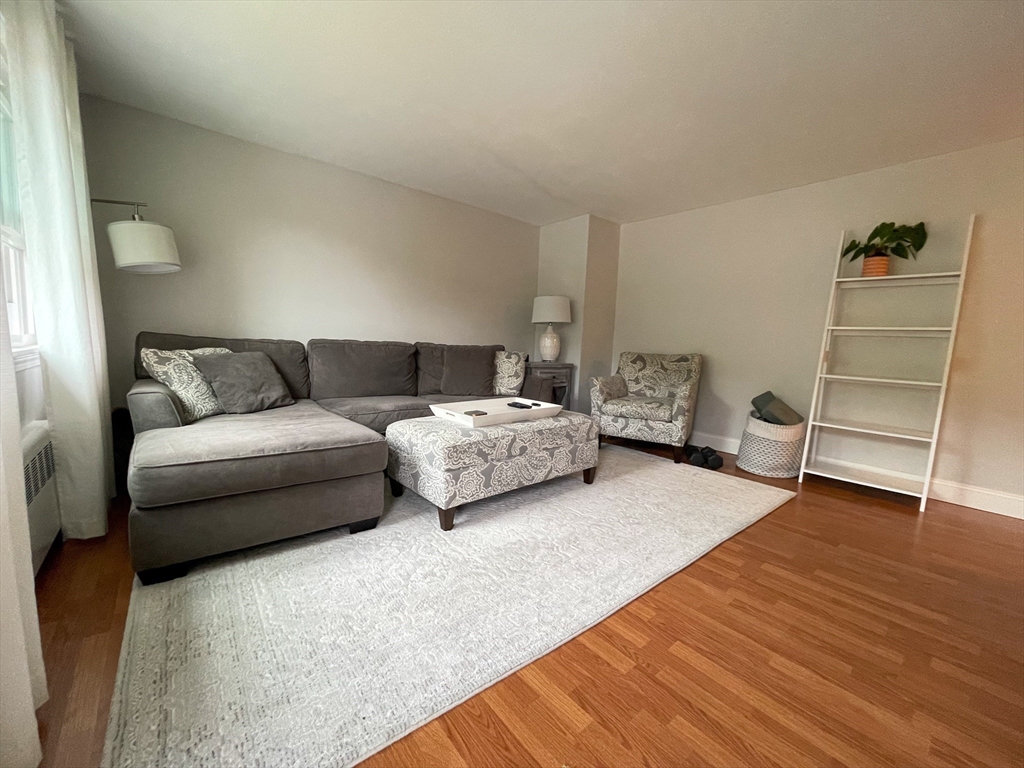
[126,379,184,433]
[590,374,627,415]
[671,378,700,442]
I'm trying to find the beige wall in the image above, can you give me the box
[536,214,620,411]
[536,215,590,391]
[615,138,1024,502]
[81,97,540,405]
[578,216,619,413]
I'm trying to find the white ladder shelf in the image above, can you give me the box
[798,216,975,512]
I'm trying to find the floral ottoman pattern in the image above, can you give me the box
[385,412,599,514]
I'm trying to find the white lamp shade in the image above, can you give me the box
[107,220,181,273]
[532,295,571,324]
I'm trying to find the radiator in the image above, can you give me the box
[22,420,60,574]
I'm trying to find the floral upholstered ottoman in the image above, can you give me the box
[385,412,599,530]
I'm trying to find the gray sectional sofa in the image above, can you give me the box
[125,332,547,583]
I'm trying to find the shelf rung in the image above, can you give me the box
[835,271,961,284]
[827,326,952,334]
[818,374,943,388]
[810,419,934,442]
[802,459,925,497]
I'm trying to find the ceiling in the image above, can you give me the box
[65,0,1024,226]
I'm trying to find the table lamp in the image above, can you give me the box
[532,295,571,362]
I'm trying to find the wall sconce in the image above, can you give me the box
[91,198,181,273]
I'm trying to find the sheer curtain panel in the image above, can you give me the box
[0,260,46,766]
[6,0,113,539]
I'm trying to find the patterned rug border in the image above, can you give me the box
[103,446,796,767]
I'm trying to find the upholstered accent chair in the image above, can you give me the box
[590,352,702,463]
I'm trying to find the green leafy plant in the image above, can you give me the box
[842,222,928,261]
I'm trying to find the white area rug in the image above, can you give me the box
[103,446,794,767]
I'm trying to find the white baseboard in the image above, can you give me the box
[689,430,741,455]
[690,433,1023,519]
[929,479,1024,519]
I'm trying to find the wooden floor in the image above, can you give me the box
[35,439,1024,767]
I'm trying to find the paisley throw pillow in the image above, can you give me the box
[493,351,526,396]
[140,347,232,423]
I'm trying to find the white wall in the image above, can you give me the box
[615,138,1024,506]
[536,214,620,411]
[81,97,540,405]
[578,216,619,413]
[536,215,589,388]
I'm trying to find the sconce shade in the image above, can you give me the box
[107,220,181,273]
[532,295,571,324]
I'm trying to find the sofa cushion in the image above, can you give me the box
[308,339,417,399]
[317,395,432,433]
[415,342,446,395]
[601,396,674,422]
[441,344,503,397]
[128,400,387,507]
[192,351,295,414]
[135,332,310,399]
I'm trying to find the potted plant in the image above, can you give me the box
[842,222,928,277]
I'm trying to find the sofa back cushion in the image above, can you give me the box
[441,344,503,397]
[135,332,310,399]
[415,342,446,395]
[416,342,506,397]
[308,339,417,399]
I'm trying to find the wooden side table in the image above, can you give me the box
[525,362,575,410]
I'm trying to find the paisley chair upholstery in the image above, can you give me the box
[590,352,702,462]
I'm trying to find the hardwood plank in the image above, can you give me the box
[34,440,1024,767]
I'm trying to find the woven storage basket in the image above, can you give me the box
[736,410,806,478]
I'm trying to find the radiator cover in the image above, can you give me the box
[22,420,60,573]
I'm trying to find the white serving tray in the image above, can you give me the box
[429,397,563,428]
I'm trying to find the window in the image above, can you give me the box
[0,17,35,349]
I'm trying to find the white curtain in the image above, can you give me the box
[6,0,113,539]
[0,264,46,765]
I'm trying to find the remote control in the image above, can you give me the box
[508,402,531,409]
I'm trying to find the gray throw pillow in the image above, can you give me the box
[193,351,295,414]
[441,345,502,397]
[493,351,526,396]
[140,347,232,423]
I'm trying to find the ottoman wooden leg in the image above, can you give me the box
[438,507,456,531]
[583,466,596,484]
[388,476,404,497]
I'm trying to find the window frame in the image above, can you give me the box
[2,224,35,350]
[0,16,37,354]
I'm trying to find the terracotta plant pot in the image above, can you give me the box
[861,254,890,277]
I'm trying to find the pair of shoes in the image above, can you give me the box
[683,444,724,470]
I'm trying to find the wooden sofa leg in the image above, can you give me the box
[598,434,603,448]
[349,516,380,533]
[673,445,685,464]
[438,507,456,531]
[388,476,404,497]
[137,562,190,585]
[583,466,596,484]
